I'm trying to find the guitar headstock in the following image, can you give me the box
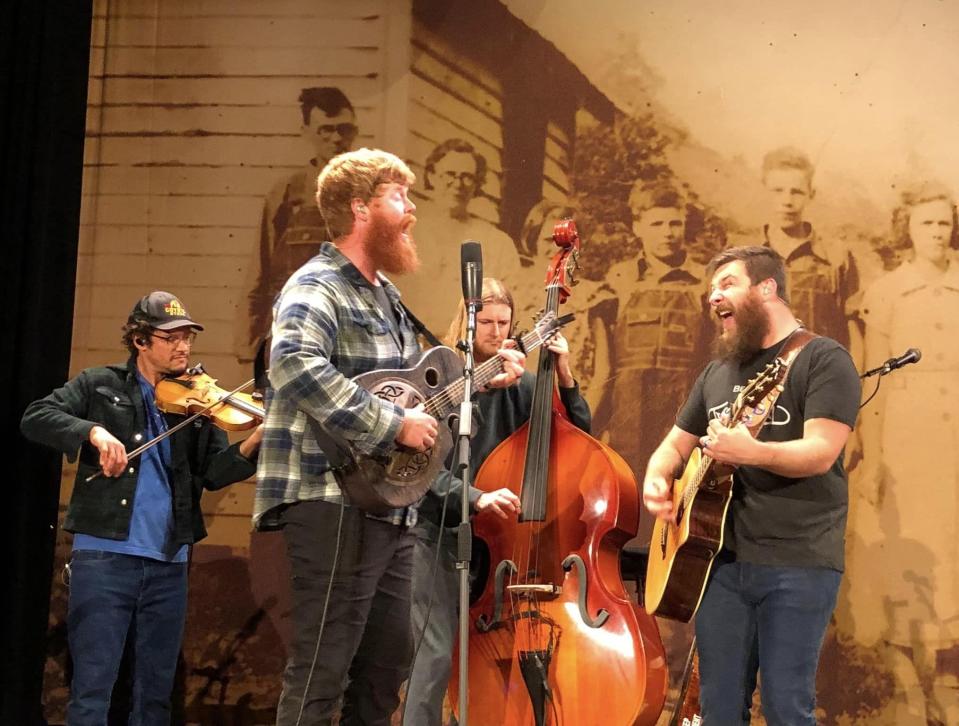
[730,358,788,422]
[544,219,581,303]
[518,310,576,352]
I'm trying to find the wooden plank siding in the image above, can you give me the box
[410,0,618,238]
[406,27,506,222]
[77,0,410,371]
[72,0,413,532]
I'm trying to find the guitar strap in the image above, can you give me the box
[399,301,444,348]
[742,327,818,435]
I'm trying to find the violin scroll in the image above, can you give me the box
[544,219,582,303]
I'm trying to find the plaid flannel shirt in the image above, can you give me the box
[253,242,423,529]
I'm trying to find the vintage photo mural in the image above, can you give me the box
[45,0,959,722]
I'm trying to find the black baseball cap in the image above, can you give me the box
[129,291,204,331]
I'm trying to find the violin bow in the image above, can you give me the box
[84,377,256,483]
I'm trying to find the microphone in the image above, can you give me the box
[861,347,921,379]
[882,347,921,372]
[461,240,483,311]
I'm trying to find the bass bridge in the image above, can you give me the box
[506,583,562,598]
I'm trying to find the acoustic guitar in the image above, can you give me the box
[644,357,789,622]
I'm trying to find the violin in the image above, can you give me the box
[155,364,264,431]
[84,364,262,482]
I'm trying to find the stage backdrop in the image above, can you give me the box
[41,0,959,723]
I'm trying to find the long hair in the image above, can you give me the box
[443,277,514,353]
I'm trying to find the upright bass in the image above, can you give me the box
[450,221,668,725]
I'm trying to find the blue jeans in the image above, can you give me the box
[67,550,188,726]
[695,559,841,726]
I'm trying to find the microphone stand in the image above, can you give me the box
[859,353,918,409]
[455,297,479,726]
[861,362,900,378]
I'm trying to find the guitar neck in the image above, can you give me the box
[682,399,748,506]
[424,327,548,418]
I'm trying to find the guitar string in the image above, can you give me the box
[683,359,784,510]
[422,323,552,417]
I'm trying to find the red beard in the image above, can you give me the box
[365,212,420,276]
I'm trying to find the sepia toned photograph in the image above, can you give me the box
[4,0,958,724]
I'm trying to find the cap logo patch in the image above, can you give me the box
[164,299,187,317]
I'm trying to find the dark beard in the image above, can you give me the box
[366,213,420,276]
[714,291,770,364]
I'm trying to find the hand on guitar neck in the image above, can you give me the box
[477,345,525,391]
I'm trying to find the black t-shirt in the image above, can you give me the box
[675,335,860,570]
[371,283,399,333]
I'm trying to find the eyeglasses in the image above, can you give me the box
[440,170,477,185]
[316,123,358,138]
[151,331,197,347]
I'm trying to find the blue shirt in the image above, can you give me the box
[73,372,188,562]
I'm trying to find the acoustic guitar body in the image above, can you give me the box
[644,448,733,623]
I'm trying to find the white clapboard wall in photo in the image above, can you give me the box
[407,19,506,221]
[70,0,412,536]
[407,16,575,224]
[76,0,410,374]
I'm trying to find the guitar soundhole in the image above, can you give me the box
[424,366,440,389]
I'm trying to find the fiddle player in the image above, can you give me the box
[404,277,591,726]
[252,149,525,726]
[642,246,859,725]
[20,290,263,725]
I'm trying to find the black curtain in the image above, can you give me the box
[0,1,92,723]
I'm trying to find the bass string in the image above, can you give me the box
[513,288,561,653]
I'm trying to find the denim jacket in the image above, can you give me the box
[20,356,257,544]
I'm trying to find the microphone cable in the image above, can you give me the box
[293,496,346,726]
[858,373,882,410]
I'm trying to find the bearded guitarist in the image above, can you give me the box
[642,246,860,725]
[254,148,525,726]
